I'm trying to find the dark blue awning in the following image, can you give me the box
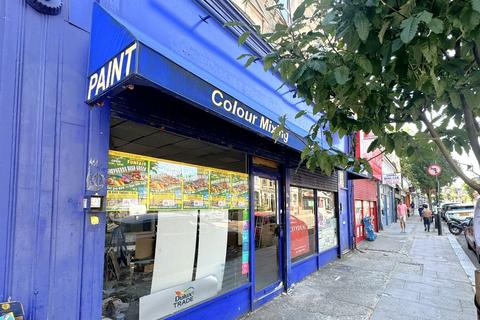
[86,3,349,153]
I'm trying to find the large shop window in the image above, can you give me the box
[103,149,249,320]
[317,191,337,252]
[289,187,316,262]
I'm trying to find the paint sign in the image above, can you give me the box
[86,42,137,102]
[427,164,442,176]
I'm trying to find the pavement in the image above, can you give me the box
[244,216,477,320]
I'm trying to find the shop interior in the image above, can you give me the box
[103,115,250,319]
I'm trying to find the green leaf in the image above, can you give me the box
[400,17,419,43]
[473,0,480,14]
[237,53,253,61]
[367,138,379,153]
[463,90,480,108]
[448,90,462,109]
[308,60,328,74]
[353,12,371,42]
[238,31,251,45]
[356,55,373,73]
[244,55,257,67]
[428,18,444,34]
[293,2,306,20]
[416,11,433,24]
[334,66,350,85]
[378,21,390,44]
[366,0,379,7]
[295,110,307,119]
[263,53,277,71]
[430,69,445,97]
[391,38,403,52]
[324,131,333,146]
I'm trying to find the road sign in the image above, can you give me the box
[427,164,442,176]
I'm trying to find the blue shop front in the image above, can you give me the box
[0,1,354,319]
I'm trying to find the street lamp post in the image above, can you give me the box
[436,175,442,235]
[427,164,442,236]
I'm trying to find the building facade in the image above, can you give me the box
[352,131,381,242]
[0,1,358,319]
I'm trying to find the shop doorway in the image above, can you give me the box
[338,189,350,253]
[253,174,283,300]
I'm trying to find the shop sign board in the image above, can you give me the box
[356,131,382,180]
[382,173,401,186]
[87,42,137,102]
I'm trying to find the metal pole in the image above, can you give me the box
[436,175,442,235]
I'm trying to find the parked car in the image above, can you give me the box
[440,202,461,221]
[444,204,475,222]
[465,218,479,261]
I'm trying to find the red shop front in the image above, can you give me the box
[353,179,379,243]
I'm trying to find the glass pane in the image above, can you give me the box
[355,200,363,225]
[254,176,280,291]
[103,151,249,319]
[317,191,338,252]
[290,187,316,262]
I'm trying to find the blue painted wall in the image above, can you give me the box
[0,0,99,318]
[0,0,351,318]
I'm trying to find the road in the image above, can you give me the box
[455,231,480,268]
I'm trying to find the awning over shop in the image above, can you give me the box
[86,3,331,152]
[346,169,371,180]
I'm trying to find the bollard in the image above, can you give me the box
[475,270,480,319]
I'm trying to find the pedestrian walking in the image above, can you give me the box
[422,204,433,232]
[397,200,408,233]
[418,205,424,222]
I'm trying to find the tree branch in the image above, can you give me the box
[460,93,480,167]
[420,113,480,192]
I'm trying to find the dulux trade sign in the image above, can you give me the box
[87,43,137,102]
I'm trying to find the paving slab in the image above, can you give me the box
[243,217,476,320]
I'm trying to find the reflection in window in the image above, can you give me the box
[290,187,316,262]
[254,176,280,291]
[317,191,337,252]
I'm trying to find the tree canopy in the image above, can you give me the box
[400,136,456,205]
[233,0,480,191]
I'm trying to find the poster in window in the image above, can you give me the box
[290,215,310,258]
[149,161,183,209]
[230,174,249,209]
[182,166,209,208]
[106,151,148,211]
[209,170,231,208]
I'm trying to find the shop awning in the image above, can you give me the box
[346,169,371,180]
[86,3,321,152]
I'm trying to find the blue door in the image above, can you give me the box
[338,189,350,253]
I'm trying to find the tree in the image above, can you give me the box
[400,136,456,207]
[233,0,480,191]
